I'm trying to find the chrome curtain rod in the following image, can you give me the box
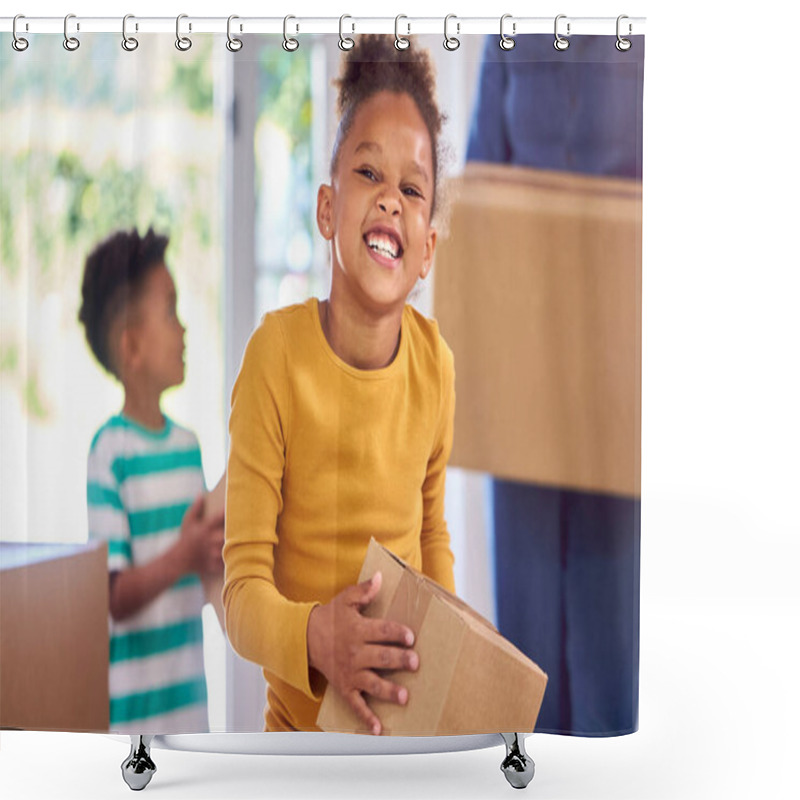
[1,15,646,36]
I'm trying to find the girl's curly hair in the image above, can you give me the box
[331,35,447,219]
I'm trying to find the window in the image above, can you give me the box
[253,42,329,314]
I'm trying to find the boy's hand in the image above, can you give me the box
[307,572,419,736]
[178,494,225,576]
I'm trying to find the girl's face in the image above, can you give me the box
[317,90,437,318]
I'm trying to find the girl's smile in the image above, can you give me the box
[364,223,404,268]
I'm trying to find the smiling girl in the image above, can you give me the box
[223,36,456,735]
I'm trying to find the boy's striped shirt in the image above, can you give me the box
[87,414,209,733]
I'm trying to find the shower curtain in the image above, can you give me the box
[0,23,643,741]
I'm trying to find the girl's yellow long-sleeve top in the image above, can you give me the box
[223,298,456,731]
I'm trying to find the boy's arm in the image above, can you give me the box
[222,317,321,700]
[89,431,223,622]
[88,437,136,613]
[109,552,185,621]
[108,494,223,621]
[419,338,456,592]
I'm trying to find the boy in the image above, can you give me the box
[79,227,223,733]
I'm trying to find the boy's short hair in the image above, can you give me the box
[78,227,168,377]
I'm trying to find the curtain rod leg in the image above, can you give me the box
[121,735,156,791]
[500,733,535,789]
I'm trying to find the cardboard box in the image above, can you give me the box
[316,539,547,735]
[0,541,109,731]
[201,473,226,630]
[433,162,642,497]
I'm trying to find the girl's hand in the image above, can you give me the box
[307,572,419,735]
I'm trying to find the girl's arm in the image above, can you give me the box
[222,316,322,700]
[224,313,423,733]
[419,337,457,592]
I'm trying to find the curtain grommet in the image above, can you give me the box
[395,15,410,51]
[226,15,243,52]
[443,14,460,51]
[554,14,570,51]
[12,14,29,52]
[616,15,632,51]
[121,14,139,52]
[63,14,80,51]
[499,14,515,51]
[339,14,355,51]
[282,15,299,52]
[175,14,192,52]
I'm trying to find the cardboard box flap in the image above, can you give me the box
[362,538,498,633]
[356,537,407,621]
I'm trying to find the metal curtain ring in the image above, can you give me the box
[283,15,299,52]
[176,14,192,51]
[394,15,410,51]
[554,14,570,51]
[122,14,138,51]
[499,14,515,51]
[616,15,632,51]
[226,15,243,52]
[443,14,460,51]
[12,14,29,52]
[339,14,354,50]
[63,14,80,51]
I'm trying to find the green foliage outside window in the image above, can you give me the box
[0,35,220,421]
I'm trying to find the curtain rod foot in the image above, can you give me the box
[121,735,156,791]
[500,733,535,789]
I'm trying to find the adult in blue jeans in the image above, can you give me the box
[466,33,644,735]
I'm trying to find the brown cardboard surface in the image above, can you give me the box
[0,541,109,731]
[316,539,547,735]
[202,473,226,630]
[433,162,642,498]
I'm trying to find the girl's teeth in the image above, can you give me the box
[366,234,400,259]
[370,242,397,258]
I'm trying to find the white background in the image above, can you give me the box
[2,1,798,798]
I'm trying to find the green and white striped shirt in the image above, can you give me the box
[87,414,208,733]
